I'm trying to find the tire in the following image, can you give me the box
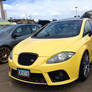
[0,47,11,64]
[79,52,90,81]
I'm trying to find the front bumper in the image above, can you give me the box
[8,53,81,86]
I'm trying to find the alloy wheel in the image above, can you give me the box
[0,47,10,63]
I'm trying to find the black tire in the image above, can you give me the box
[79,52,90,81]
[0,47,11,64]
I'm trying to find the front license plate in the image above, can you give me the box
[18,69,30,78]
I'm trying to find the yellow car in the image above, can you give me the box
[9,18,92,86]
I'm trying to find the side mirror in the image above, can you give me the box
[88,31,92,37]
[12,33,22,38]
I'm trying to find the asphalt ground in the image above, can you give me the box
[0,63,92,92]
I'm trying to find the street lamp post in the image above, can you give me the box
[75,6,78,17]
[0,0,6,20]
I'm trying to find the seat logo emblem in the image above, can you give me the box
[30,59,34,62]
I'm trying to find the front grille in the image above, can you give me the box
[18,53,38,66]
[11,69,46,83]
[48,70,70,82]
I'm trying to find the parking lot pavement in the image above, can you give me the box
[0,64,92,92]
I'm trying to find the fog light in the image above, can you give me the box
[48,70,70,82]
[55,71,63,80]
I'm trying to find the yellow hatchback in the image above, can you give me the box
[9,18,92,86]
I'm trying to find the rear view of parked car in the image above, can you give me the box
[0,24,40,63]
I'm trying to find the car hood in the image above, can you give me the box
[14,36,80,56]
[0,38,8,45]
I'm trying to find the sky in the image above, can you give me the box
[3,0,92,20]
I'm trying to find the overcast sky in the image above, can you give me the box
[3,0,92,20]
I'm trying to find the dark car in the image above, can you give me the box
[38,20,51,26]
[82,10,92,19]
[0,24,40,63]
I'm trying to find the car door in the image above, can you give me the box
[10,25,31,47]
[83,20,92,59]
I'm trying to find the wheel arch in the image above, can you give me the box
[78,44,91,63]
[0,45,12,51]
[78,49,90,80]
[78,47,89,78]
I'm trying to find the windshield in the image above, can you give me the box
[32,20,82,38]
[0,25,16,38]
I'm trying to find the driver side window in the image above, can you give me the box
[31,25,39,33]
[13,26,31,37]
[14,26,23,37]
[83,21,92,36]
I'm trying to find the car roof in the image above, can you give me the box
[52,18,90,23]
[7,24,40,27]
[15,24,39,26]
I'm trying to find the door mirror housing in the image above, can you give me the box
[12,33,22,38]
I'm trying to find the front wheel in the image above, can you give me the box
[0,47,11,64]
[79,52,90,81]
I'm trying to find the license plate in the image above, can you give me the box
[18,69,30,78]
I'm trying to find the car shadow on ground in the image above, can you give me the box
[10,78,82,92]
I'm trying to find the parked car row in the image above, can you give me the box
[7,18,92,86]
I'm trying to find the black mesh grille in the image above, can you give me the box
[18,53,38,66]
[11,69,46,83]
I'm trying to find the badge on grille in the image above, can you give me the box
[30,59,34,62]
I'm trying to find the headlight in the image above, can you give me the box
[47,52,75,64]
[10,51,13,60]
